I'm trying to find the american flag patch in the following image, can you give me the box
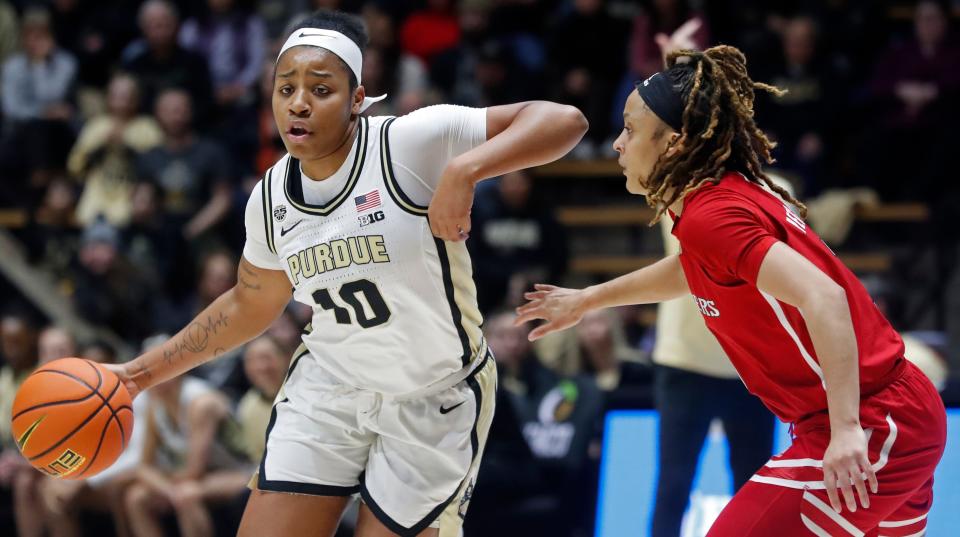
[354,189,381,212]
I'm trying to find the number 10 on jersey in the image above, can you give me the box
[312,279,392,328]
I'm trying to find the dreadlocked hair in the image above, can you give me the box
[644,45,806,224]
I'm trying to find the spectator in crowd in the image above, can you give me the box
[0,7,77,203]
[25,176,81,284]
[756,15,841,195]
[469,310,553,536]
[180,0,266,108]
[649,215,775,537]
[400,0,461,64]
[0,311,41,537]
[138,88,235,244]
[80,339,118,364]
[484,309,605,535]
[69,73,163,227]
[123,180,191,299]
[180,0,267,173]
[237,335,290,463]
[469,170,568,314]
[123,374,251,537]
[254,59,286,178]
[361,2,429,116]
[629,0,710,80]
[256,0,311,39]
[123,0,215,128]
[71,218,156,344]
[573,309,651,408]
[0,1,17,64]
[865,0,960,201]
[548,0,629,156]
[162,250,237,334]
[266,306,308,356]
[48,0,140,94]
[0,8,76,125]
[37,325,77,364]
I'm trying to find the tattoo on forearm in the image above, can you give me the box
[162,312,230,365]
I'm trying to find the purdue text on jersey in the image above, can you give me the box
[286,234,390,285]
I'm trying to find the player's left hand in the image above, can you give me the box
[428,164,475,242]
[822,424,878,513]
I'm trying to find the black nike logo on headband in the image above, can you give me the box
[298,32,333,38]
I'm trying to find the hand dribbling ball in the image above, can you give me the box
[10,357,134,479]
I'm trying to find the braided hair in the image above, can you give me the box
[644,45,806,224]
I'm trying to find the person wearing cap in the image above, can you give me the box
[517,45,945,536]
[106,8,588,537]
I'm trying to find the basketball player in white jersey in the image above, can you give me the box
[108,9,588,537]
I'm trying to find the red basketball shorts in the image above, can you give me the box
[708,361,946,537]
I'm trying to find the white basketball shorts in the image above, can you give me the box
[252,345,496,537]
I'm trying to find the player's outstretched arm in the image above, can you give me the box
[429,101,589,241]
[111,257,292,398]
[515,255,688,340]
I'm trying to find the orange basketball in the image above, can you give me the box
[10,357,134,479]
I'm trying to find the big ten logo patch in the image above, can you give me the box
[40,449,86,477]
[693,296,720,317]
[358,210,385,228]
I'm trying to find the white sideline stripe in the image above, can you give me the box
[801,514,832,537]
[759,291,826,388]
[802,490,864,537]
[879,512,927,528]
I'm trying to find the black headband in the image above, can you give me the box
[635,71,684,132]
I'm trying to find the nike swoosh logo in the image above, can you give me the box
[17,415,45,452]
[299,32,334,39]
[440,401,466,415]
[280,220,304,237]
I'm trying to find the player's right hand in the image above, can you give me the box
[514,284,588,340]
[104,362,142,400]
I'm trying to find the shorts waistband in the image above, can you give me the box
[792,357,909,434]
[386,339,491,402]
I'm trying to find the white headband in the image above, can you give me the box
[278,28,386,113]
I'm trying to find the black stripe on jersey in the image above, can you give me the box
[358,354,491,536]
[261,170,276,255]
[434,237,471,367]
[380,117,429,216]
[283,116,368,216]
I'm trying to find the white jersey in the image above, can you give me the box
[243,109,488,394]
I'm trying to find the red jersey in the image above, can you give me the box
[672,172,905,423]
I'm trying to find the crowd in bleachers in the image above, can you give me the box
[0,1,958,536]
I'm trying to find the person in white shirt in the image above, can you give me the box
[107,8,588,537]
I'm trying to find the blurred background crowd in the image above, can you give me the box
[0,0,958,536]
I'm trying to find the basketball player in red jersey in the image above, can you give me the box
[516,45,946,537]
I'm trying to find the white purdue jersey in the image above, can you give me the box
[243,112,487,395]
